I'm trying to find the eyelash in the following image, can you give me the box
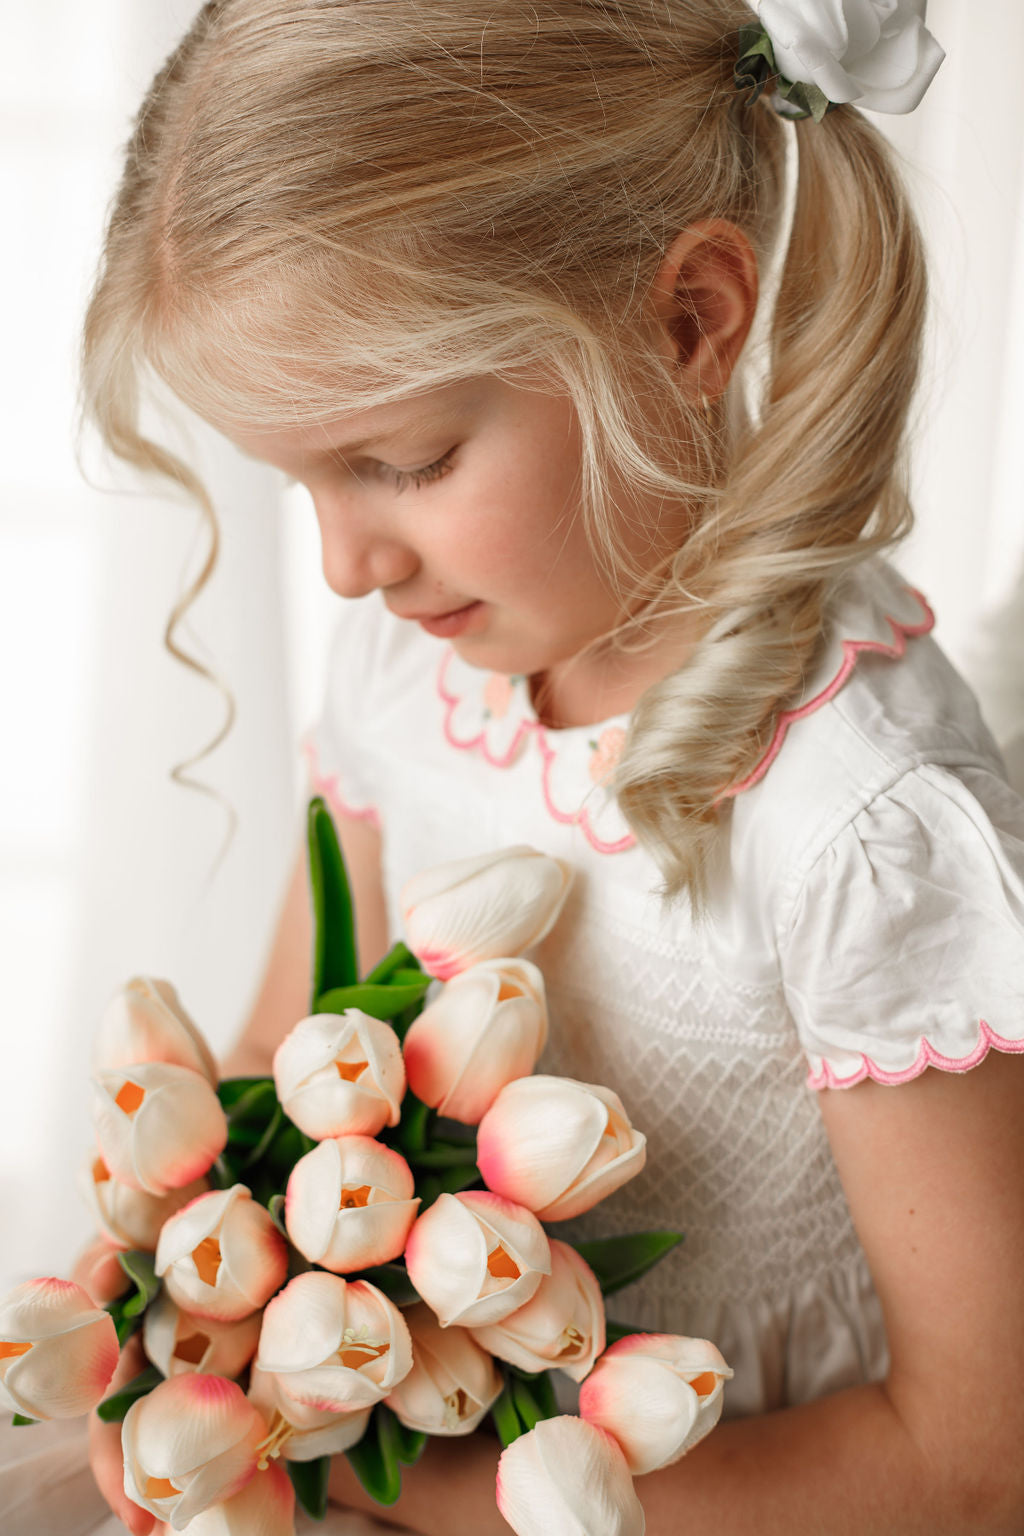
[379,447,457,493]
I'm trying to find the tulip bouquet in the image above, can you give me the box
[0,798,732,1535]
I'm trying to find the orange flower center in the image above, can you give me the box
[191,1236,223,1287]
[335,1058,368,1083]
[92,1157,110,1184]
[145,1477,179,1500]
[339,1185,373,1210]
[172,1332,210,1366]
[688,1372,717,1397]
[0,1342,33,1360]
[487,1244,520,1281]
[115,1081,146,1116]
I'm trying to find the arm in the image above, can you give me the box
[330,1051,1024,1534]
[222,810,390,1075]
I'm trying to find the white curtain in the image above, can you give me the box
[2,0,1022,1291]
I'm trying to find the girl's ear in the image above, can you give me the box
[649,218,759,402]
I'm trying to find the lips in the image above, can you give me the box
[389,601,484,639]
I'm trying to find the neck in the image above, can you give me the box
[530,614,698,729]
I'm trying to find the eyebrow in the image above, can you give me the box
[326,395,475,459]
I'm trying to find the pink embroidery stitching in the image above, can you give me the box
[438,652,636,854]
[302,737,382,831]
[806,1019,1024,1090]
[722,586,936,800]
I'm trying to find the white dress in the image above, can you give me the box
[4,559,1023,1534]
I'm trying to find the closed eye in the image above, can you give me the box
[378,446,458,494]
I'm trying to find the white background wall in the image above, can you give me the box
[1,0,1021,1289]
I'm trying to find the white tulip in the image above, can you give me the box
[0,1277,119,1420]
[471,1239,605,1383]
[404,1190,551,1329]
[386,1302,503,1436]
[93,1061,228,1196]
[80,1151,209,1251]
[175,1461,295,1536]
[249,1364,372,1461]
[401,846,571,980]
[579,1334,733,1474]
[273,1011,405,1140]
[496,1416,645,1536]
[121,1372,267,1531]
[758,0,944,114]
[403,959,548,1124]
[156,1185,288,1323]
[93,976,218,1085]
[285,1134,419,1272]
[143,1290,262,1379]
[256,1272,413,1417]
[476,1076,646,1221]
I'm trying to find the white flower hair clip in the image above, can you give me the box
[734,0,945,121]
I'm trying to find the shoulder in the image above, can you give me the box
[728,559,1009,928]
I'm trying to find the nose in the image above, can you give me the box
[313,498,419,600]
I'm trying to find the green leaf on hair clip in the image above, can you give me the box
[734,22,837,123]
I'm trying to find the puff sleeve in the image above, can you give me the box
[302,597,382,828]
[781,762,1024,1088]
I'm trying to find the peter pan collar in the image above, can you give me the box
[435,564,935,854]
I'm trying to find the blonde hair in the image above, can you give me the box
[82,0,926,899]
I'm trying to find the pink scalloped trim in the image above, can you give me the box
[302,736,382,831]
[806,1019,1024,1090]
[437,652,636,855]
[722,587,936,800]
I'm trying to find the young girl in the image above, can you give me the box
[34,0,1024,1531]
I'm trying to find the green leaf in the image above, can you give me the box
[116,1251,160,1320]
[508,1375,546,1433]
[490,1383,526,1448]
[11,1414,37,1427]
[572,1231,684,1297]
[407,1143,480,1169]
[364,943,421,985]
[415,1163,482,1212]
[392,1418,427,1466]
[97,1365,164,1423]
[604,1319,637,1346]
[315,980,430,1021]
[308,797,358,1002]
[267,1192,288,1238]
[287,1455,331,1521]
[217,1076,276,1113]
[359,1263,420,1307]
[394,1095,432,1157]
[345,1404,402,1505]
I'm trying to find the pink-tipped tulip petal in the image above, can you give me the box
[249,1366,373,1461]
[404,1191,550,1328]
[156,1186,287,1322]
[401,847,571,979]
[386,1302,503,1436]
[93,1062,228,1196]
[273,1012,405,1139]
[471,1240,605,1382]
[174,1460,295,1536]
[285,1136,419,1272]
[477,1076,646,1221]
[92,977,218,1085]
[496,1416,645,1536]
[0,1278,119,1420]
[80,1153,209,1251]
[403,959,548,1124]
[579,1334,733,1473]
[122,1372,266,1530]
[256,1272,413,1417]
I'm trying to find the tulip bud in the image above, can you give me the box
[477,1076,646,1221]
[386,1302,503,1436]
[404,1191,551,1329]
[92,1062,228,1196]
[121,1372,266,1530]
[174,1461,295,1536]
[496,1416,645,1536]
[471,1239,605,1382]
[403,959,548,1124]
[93,976,218,1085]
[143,1291,262,1379]
[401,847,571,980]
[273,1012,405,1140]
[0,1278,119,1420]
[80,1152,209,1251]
[285,1135,419,1272]
[249,1365,372,1461]
[256,1272,413,1417]
[156,1185,288,1322]
[579,1334,733,1474]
